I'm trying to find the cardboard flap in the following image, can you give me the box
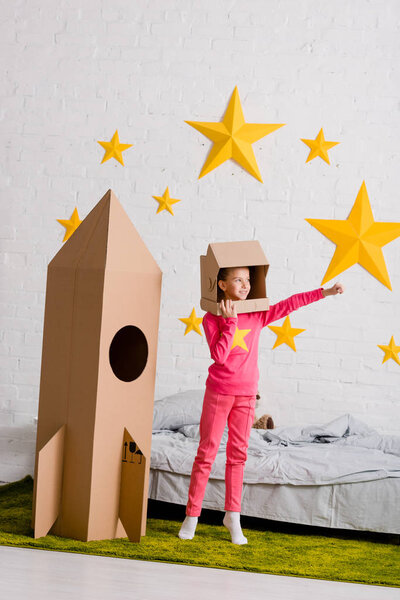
[208,240,268,267]
[119,428,147,543]
[34,425,66,539]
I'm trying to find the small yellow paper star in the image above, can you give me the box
[378,336,400,366]
[179,308,203,336]
[153,187,182,215]
[268,316,305,351]
[186,86,285,182]
[57,207,82,242]
[306,181,400,290]
[301,128,339,164]
[98,130,133,165]
[231,327,251,352]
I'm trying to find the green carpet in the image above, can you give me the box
[0,476,399,587]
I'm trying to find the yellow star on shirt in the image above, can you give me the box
[179,308,203,336]
[301,128,339,164]
[231,327,251,352]
[268,316,305,351]
[57,207,82,242]
[306,181,400,290]
[378,336,400,366]
[98,130,133,165]
[153,187,182,215]
[186,86,285,182]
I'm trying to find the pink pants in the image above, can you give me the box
[186,387,256,517]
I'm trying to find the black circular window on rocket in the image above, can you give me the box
[109,325,148,382]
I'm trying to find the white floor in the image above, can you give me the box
[0,546,399,600]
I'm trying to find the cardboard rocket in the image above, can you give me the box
[200,240,269,316]
[32,189,162,543]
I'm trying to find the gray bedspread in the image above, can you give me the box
[151,414,400,486]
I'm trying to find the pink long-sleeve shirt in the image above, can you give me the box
[202,288,325,395]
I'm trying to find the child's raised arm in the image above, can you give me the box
[260,288,323,327]
[260,282,344,327]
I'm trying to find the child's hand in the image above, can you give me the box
[322,282,344,296]
[220,299,237,318]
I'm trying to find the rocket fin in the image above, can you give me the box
[119,428,146,543]
[34,425,66,539]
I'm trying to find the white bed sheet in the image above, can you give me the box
[150,393,400,534]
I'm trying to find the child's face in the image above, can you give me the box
[218,268,251,301]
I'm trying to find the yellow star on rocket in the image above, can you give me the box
[301,128,339,164]
[57,207,82,242]
[378,336,400,366]
[186,86,285,182]
[98,130,133,165]
[231,327,251,352]
[153,187,182,215]
[179,308,203,336]
[268,316,305,351]
[306,181,400,290]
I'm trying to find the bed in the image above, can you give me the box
[149,390,400,534]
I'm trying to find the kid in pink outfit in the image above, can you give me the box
[179,266,344,544]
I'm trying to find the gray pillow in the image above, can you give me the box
[153,389,205,430]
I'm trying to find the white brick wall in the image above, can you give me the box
[1,0,400,481]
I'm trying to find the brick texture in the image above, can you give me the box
[1,0,400,480]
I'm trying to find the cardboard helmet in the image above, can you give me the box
[200,240,269,315]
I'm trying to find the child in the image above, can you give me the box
[179,266,344,544]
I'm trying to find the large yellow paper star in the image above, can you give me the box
[231,327,251,352]
[179,308,203,336]
[57,207,82,242]
[306,181,400,290]
[378,336,400,366]
[268,316,305,351]
[98,130,133,165]
[186,86,285,182]
[301,128,339,164]
[153,187,182,215]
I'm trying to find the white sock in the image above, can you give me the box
[223,511,247,545]
[178,516,198,540]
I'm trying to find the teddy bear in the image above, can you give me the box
[252,392,274,429]
[253,414,275,429]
